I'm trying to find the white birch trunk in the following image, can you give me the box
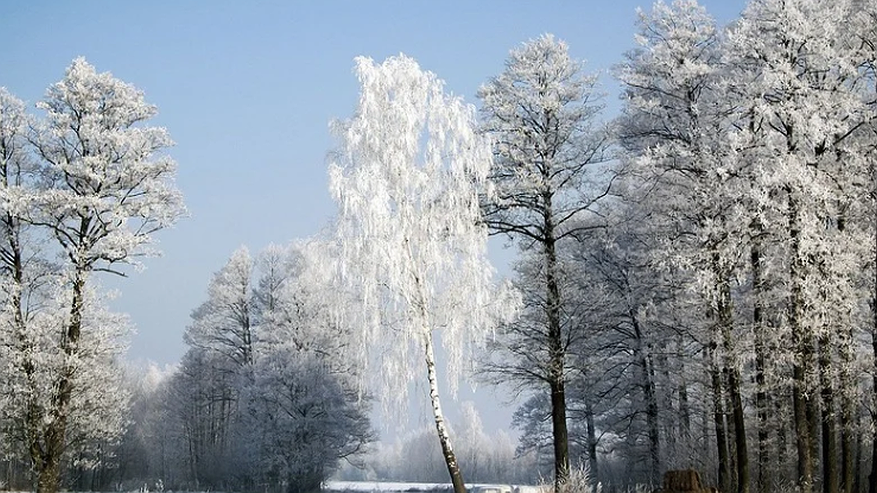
[424,331,466,493]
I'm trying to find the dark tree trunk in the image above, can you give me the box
[586,399,598,485]
[728,366,749,493]
[709,341,731,493]
[545,227,570,488]
[871,433,877,493]
[752,237,770,493]
[678,359,691,441]
[35,453,62,493]
[717,268,749,493]
[840,356,856,493]
[788,191,815,493]
[855,432,863,493]
[870,292,877,493]
[777,396,788,476]
[791,298,816,493]
[871,215,877,493]
[549,378,570,487]
[633,312,660,482]
[820,332,839,493]
[789,270,815,486]
[35,267,86,493]
[835,212,857,493]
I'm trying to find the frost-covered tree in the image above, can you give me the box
[171,242,372,492]
[724,1,875,491]
[168,348,238,487]
[238,241,373,493]
[255,241,360,377]
[0,88,36,475]
[0,283,130,492]
[185,246,255,366]
[0,87,32,328]
[856,7,877,493]
[239,348,372,493]
[605,2,877,492]
[177,247,256,488]
[615,2,752,490]
[456,401,489,481]
[15,57,186,493]
[252,243,298,344]
[328,54,513,493]
[113,363,183,489]
[477,34,612,487]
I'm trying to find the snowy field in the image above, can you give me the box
[325,481,546,493]
[3,487,545,493]
[326,481,450,491]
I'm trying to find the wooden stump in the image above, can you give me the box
[660,470,711,493]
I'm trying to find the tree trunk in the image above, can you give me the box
[36,453,62,493]
[752,237,770,493]
[717,267,749,493]
[820,332,839,493]
[834,212,857,493]
[545,233,570,488]
[679,369,691,441]
[792,304,816,493]
[549,378,570,488]
[855,432,863,493]
[872,428,877,493]
[728,366,748,493]
[871,217,877,493]
[34,267,87,493]
[633,312,660,482]
[789,192,815,493]
[777,396,788,477]
[424,330,466,493]
[586,399,598,485]
[709,340,731,493]
[840,349,856,493]
[677,334,691,445]
[870,291,877,493]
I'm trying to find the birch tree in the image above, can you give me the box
[328,54,513,493]
[477,34,612,487]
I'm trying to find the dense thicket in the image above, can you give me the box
[504,1,877,492]
[151,244,372,493]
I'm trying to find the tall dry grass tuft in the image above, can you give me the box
[555,465,601,493]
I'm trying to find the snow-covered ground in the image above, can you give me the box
[325,480,546,493]
[2,483,546,493]
[326,481,450,491]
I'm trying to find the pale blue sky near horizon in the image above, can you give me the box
[1,0,746,437]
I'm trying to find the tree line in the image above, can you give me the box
[485,2,877,493]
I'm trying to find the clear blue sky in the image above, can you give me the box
[1,0,746,435]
